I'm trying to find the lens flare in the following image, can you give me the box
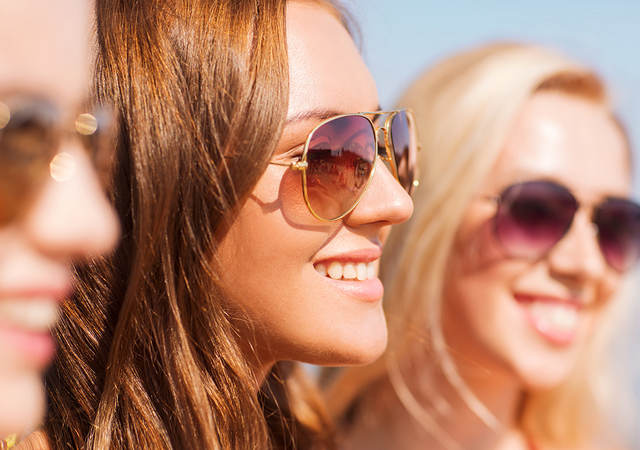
[75,113,98,136]
[50,152,77,182]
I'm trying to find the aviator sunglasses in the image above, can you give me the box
[270,109,419,221]
[490,180,640,272]
[0,96,115,224]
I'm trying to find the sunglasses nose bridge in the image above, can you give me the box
[375,126,392,161]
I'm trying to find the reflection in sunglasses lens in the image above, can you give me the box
[390,111,416,193]
[494,180,640,272]
[0,104,57,224]
[595,198,640,271]
[495,181,577,259]
[305,115,376,220]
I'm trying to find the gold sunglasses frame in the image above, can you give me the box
[270,109,419,222]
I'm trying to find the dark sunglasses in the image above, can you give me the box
[490,180,640,272]
[270,110,419,221]
[0,96,116,224]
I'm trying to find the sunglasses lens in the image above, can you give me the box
[495,181,577,258]
[389,110,417,193]
[305,115,376,220]
[76,107,118,189]
[594,198,640,271]
[0,100,57,224]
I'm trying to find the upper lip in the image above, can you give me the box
[514,292,587,308]
[314,247,382,265]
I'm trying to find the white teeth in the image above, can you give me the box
[315,261,378,281]
[315,263,327,277]
[343,263,357,280]
[356,263,367,281]
[528,302,578,334]
[0,299,59,332]
[367,262,376,279]
[327,261,343,280]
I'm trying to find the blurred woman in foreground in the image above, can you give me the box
[0,0,119,445]
[328,43,636,450]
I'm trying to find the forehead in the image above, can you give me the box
[0,0,91,109]
[487,92,630,200]
[285,2,378,118]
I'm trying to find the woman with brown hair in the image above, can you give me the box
[327,43,637,450]
[38,0,415,448]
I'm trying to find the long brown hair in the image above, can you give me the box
[44,0,339,448]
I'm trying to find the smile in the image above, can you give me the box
[0,298,59,332]
[514,293,582,346]
[314,261,378,281]
[0,298,60,368]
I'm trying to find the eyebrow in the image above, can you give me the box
[284,108,344,126]
[284,104,383,126]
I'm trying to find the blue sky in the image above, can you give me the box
[349,0,640,187]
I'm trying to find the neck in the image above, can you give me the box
[344,350,526,450]
[235,335,275,390]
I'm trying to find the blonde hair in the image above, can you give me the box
[328,42,629,448]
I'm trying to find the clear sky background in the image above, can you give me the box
[347,0,640,441]
[349,0,640,185]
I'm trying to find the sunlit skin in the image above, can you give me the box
[344,92,629,450]
[216,1,413,380]
[0,0,119,438]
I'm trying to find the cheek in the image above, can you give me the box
[596,270,623,306]
[444,257,517,345]
[214,169,336,349]
[442,229,546,381]
[443,232,519,355]
[450,208,507,276]
[217,186,313,305]
[277,167,330,227]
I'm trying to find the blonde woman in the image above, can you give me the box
[327,43,636,450]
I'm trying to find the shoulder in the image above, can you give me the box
[14,431,50,450]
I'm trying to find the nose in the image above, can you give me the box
[344,158,413,227]
[547,208,606,281]
[22,143,120,260]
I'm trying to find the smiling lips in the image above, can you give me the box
[315,261,377,281]
[0,285,69,368]
[515,293,582,345]
[313,247,381,282]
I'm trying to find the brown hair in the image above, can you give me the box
[43,0,339,448]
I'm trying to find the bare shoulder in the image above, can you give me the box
[15,431,50,450]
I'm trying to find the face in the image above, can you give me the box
[216,1,413,373]
[442,92,630,390]
[0,0,119,438]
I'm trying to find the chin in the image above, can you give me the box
[346,307,388,365]
[344,334,387,366]
[302,318,388,367]
[0,371,45,438]
[512,354,577,391]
